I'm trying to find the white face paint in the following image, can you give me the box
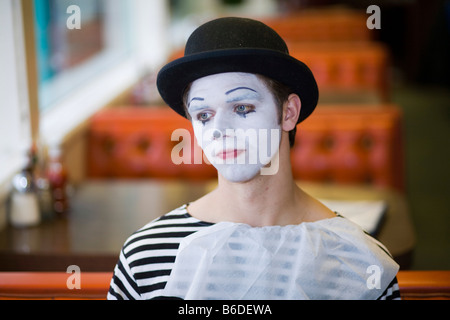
[187,72,281,182]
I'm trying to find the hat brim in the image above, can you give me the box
[157,48,318,124]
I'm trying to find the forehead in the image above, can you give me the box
[188,72,267,97]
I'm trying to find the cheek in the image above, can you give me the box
[192,121,216,150]
[192,121,205,148]
[247,108,280,132]
[245,110,281,158]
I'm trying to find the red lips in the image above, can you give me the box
[216,149,244,160]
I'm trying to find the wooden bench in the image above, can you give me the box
[289,42,390,103]
[87,104,405,192]
[292,104,404,191]
[262,8,372,43]
[1,271,448,300]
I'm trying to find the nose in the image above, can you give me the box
[210,110,233,139]
[213,130,222,139]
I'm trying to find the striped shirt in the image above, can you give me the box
[107,205,401,300]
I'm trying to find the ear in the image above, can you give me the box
[282,94,301,132]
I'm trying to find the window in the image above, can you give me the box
[34,0,131,112]
[34,0,171,145]
[0,0,170,193]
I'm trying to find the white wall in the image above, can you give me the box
[0,0,32,229]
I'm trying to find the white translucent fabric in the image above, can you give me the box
[162,217,399,300]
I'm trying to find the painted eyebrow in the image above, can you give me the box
[188,87,259,109]
[188,97,205,109]
[226,87,261,103]
[225,87,257,95]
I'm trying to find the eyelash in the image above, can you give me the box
[235,104,255,117]
[197,112,212,125]
[196,104,256,125]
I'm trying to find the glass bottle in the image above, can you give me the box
[47,146,69,215]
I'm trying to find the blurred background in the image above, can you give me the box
[0,0,449,272]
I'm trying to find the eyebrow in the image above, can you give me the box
[188,97,205,109]
[225,87,257,95]
[188,87,259,110]
[226,87,261,103]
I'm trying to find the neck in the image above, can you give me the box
[216,171,298,227]
[188,134,335,226]
[210,140,306,226]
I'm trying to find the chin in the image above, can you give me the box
[217,164,263,183]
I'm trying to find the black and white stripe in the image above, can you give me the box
[377,277,401,300]
[107,205,401,300]
[108,206,212,300]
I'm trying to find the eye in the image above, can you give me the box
[197,111,212,124]
[234,104,255,117]
[236,105,247,112]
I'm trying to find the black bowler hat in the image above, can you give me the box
[157,17,318,124]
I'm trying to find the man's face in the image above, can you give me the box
[187,72,281,182]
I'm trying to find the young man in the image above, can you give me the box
[108,17,400,300]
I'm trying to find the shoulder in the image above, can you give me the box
[122,204,213,257]
[108,205,214,300]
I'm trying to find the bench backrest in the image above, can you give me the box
[87,105,404,191]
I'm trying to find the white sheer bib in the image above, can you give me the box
[162,217,399,300]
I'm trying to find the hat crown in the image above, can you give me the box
[157,17,318,124]
[185,17,289,56]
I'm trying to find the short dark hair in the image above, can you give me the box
[182,74,297,148]
[256,75,297,148]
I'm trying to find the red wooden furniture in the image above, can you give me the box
[292,105,404,191]
[262,8,372,43]
[288,42,390,102]
[87,105,405,192]
[1,271,449,300]
[87,107,216,180]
